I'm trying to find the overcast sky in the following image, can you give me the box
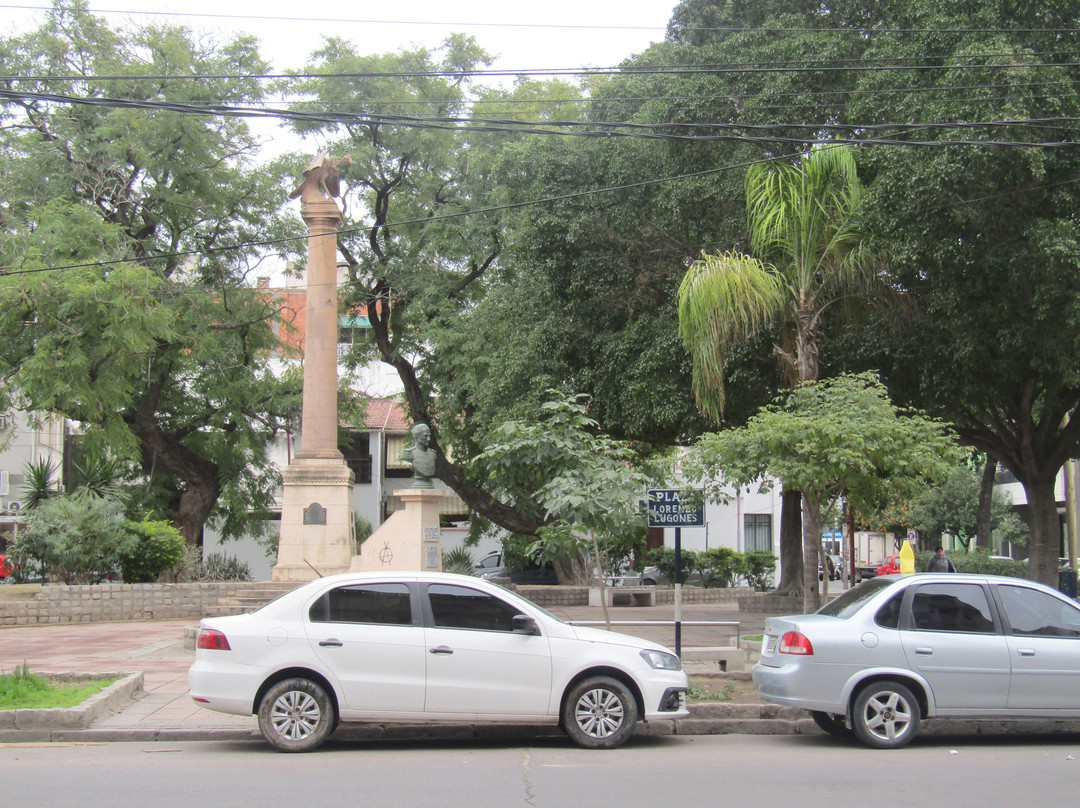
[2,1,680,75]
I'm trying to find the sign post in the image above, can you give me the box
[647,489,704,659]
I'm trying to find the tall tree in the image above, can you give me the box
[835,0,1080,587]
[688,373,960,610]
[0,3,298,546]
[678,145,875,597]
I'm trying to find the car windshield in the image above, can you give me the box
[817,577,898,618]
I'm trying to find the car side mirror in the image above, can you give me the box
[512,615,540,635]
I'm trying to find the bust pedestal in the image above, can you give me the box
[351,488,446,572]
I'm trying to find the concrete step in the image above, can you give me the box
[681,645,749,672]
[210,582,302,616]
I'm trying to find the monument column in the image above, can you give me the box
[273,154,355,582]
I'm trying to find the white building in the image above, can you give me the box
[0,410,66,547]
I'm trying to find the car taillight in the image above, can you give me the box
[779,631,813,655]
[197,628,231,650]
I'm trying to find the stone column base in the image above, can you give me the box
[273,458,354,582]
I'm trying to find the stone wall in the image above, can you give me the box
[515,584,754,608]
[654,586,753,604]
[0,582,251,626]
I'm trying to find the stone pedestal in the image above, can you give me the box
[273,459,355,582]
[351,489,445,573]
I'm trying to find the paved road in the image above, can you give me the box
[3,734,1079,808]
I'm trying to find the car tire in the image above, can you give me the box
[810,711,851,736]
[642,578,657,587]
[851,680,920,749]
[562,676,638,750]
[258,678,335,753]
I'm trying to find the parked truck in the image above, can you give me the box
[853,531,894,579]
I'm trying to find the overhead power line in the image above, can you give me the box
[3,87,1078,147]
[4,50,1080,84]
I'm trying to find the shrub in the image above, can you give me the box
[193,552,253,582]
[12,493,136,583]
[743,550,778,591]
[648,547,695,584]
[118,517,186,583]
[699,547,747,587]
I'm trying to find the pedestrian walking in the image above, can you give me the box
[926,546,957,573]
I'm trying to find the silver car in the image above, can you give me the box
[753,573,1080,748]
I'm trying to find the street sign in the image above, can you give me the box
[646,488,704,528]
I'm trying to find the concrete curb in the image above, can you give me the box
[5,668,1080,746]
[5,699,1080,745]
[0,671,142,733]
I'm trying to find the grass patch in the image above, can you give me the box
[687,681,736,702]
[742,635,763,643]
[0,664,117,710]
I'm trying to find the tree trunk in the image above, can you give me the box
[1025,475,1063,588]
[129,383,220,548]
[801,494,823,613]
[975,453,996,550]
[774,488,804,596]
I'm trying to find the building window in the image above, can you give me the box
[341,431,372,484]
[745,514,773,553]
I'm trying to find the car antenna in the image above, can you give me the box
[303,559,325,578]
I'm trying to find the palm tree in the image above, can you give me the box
[678,144,874,603]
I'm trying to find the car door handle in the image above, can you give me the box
[318,639,343,647]
[1017,649,1036,657]
[429,646,454,655]
[914,647,933,655]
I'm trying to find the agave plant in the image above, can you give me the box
[441,545,475,576]
[21,457,59,511]
[72,454,127,500]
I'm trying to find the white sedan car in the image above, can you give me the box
[190,571,688,752]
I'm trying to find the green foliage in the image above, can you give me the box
[21,458,59,511]
[689,373,961,519]
[648,547,692,584]
[441,545,475,576]
[678,145,872,419]
[117,517,185,583]
[0,7,298,547]
[472,392,657,578]
[192,552,253,583]
[743,550,778,591]
[648,546,776,589]
[12,494,135,584]
[696,546,747,588]
[914,547,1027,578]
[70,453,127,501]
[909,461,1019,548]
[353,513,373,554]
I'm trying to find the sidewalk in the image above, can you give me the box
[0,601,775,744]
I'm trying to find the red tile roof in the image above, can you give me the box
[363,399,409,432]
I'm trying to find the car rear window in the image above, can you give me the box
[817,577,898,618]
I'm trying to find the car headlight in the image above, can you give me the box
[640,649,681,670]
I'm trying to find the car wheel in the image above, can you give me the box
[258,678,335,753]
[851,680,920,749]
[810,711,851,736]
[562,676,638,749]
[642,578,657,586]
